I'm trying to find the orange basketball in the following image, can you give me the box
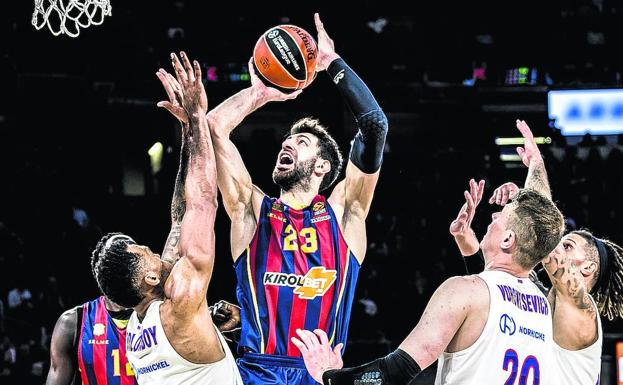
[253,25,318,92]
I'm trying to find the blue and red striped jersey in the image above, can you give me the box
[77,296,135,385]
[235,195,360,357]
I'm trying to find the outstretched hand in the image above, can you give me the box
[156,68,188,125]
[488,182,519,206]
[248,57,302,103]
[450,179,485,237]
[515,120,543,168]
[170,52,208,116]
[314,13,340,72]
[291,329,343,384]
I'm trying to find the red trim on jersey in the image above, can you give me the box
[316,214,337,332]
[77,302,89,385]
[93,297,108,385]
[264,214,285,354]
[285,210,310,356]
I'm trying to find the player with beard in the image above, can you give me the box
[157,13,388,385]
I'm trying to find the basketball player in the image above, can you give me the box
[46,58,241,385]
[452,119,623,385]
[91,52,241,384]
[291,130,565,384]
[156,13,388,385]
[46,296,240,385]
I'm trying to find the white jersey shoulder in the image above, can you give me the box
[126,301,243,385]
[554,294,602,385]
[435,270,555,385]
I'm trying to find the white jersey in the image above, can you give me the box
[126,301,243,385]
[435,270,554,385]
[554,295,602,385]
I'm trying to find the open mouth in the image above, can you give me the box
[276,152,295,171]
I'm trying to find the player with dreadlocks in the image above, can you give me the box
[451,119,623,385]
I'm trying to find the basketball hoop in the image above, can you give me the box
[32,0,112,38]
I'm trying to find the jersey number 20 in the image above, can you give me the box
[502,349,539,385]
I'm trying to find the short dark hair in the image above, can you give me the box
[91,232,143,308]
[572,229,623,321]
[290,117,343,191]
[509,189,565,269]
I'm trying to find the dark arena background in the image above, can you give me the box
[1,1,623,384]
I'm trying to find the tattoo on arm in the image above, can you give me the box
[542,254,596,316]
[162,123,190,264]
[171,129,189,223]
[161,223,182,265]
[525,160,552,199]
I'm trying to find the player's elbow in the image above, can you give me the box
[206,113,227,139]
[378,110,389,131]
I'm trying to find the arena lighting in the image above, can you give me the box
[500,154,522,162]
[548,89,623,136]
[148,142,164,174]
[495,137,552,146]
[148,142,163,157]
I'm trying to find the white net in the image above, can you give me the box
[32,0,112,38]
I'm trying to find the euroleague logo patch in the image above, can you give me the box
[264,266,337,300]
[267,29,280,39]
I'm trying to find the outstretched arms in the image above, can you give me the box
[158,54,301,259]
[161,52,218,314]
[515,120,551,198]
[156,69,190,266]
[176,52,217,274]
[204,62,300,218]
[46,308,78,385]
[450,179,485,257]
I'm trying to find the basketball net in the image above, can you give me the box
[32,0,112,37]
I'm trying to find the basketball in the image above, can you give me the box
[253,25,318,92]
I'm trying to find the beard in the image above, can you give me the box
[273,157,316,192]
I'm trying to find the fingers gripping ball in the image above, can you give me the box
[253,25,318,92]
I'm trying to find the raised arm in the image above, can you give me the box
[205,59,300,212]
[159,56,300,259]
[46,308,78,385]
[513,119,597,348]
[450,179,485,257]
[156,69,190,265]
[174,53,217,276]
[316,14,387,261]
[157,52,219,317]
[515,120,551,198]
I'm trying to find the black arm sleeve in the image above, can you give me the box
[326,58,388,174]
[322,349,421,385]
